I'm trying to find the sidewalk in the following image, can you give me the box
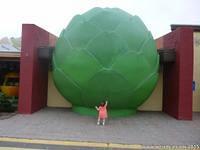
[0,108,199,147]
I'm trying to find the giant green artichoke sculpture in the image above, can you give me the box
[52,7,159,117]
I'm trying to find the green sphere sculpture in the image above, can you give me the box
[53,7,159,117]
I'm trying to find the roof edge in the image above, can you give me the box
[171,24,200,32]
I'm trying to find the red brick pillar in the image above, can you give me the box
[156,27,193,120]
[18,24,57,114]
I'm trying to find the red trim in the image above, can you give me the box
[177,28,193,120]
[156,27,193,120]
[18,24,57,114]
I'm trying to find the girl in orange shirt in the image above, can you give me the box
[95,101,108,126]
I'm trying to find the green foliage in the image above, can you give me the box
[0,92,5,101]
[0,92,18,112]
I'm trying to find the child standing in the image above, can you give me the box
[95,101,108,126]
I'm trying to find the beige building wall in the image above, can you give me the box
[138,68,163,111]
[193,32,200,112]
[47,70,163,111]
[47,72,71,107]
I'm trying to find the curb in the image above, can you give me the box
[1,137,199,149]
[0,137,142,149]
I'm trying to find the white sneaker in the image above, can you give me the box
[97,121,100,125]
[102,121,105,126]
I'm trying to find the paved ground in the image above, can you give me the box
[0,108,199,147]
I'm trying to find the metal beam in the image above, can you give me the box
[38,46,54,60]
[157,48,176,63]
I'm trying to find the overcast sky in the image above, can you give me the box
[0,0,199,39]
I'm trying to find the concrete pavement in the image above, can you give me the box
[0,108,199,149]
